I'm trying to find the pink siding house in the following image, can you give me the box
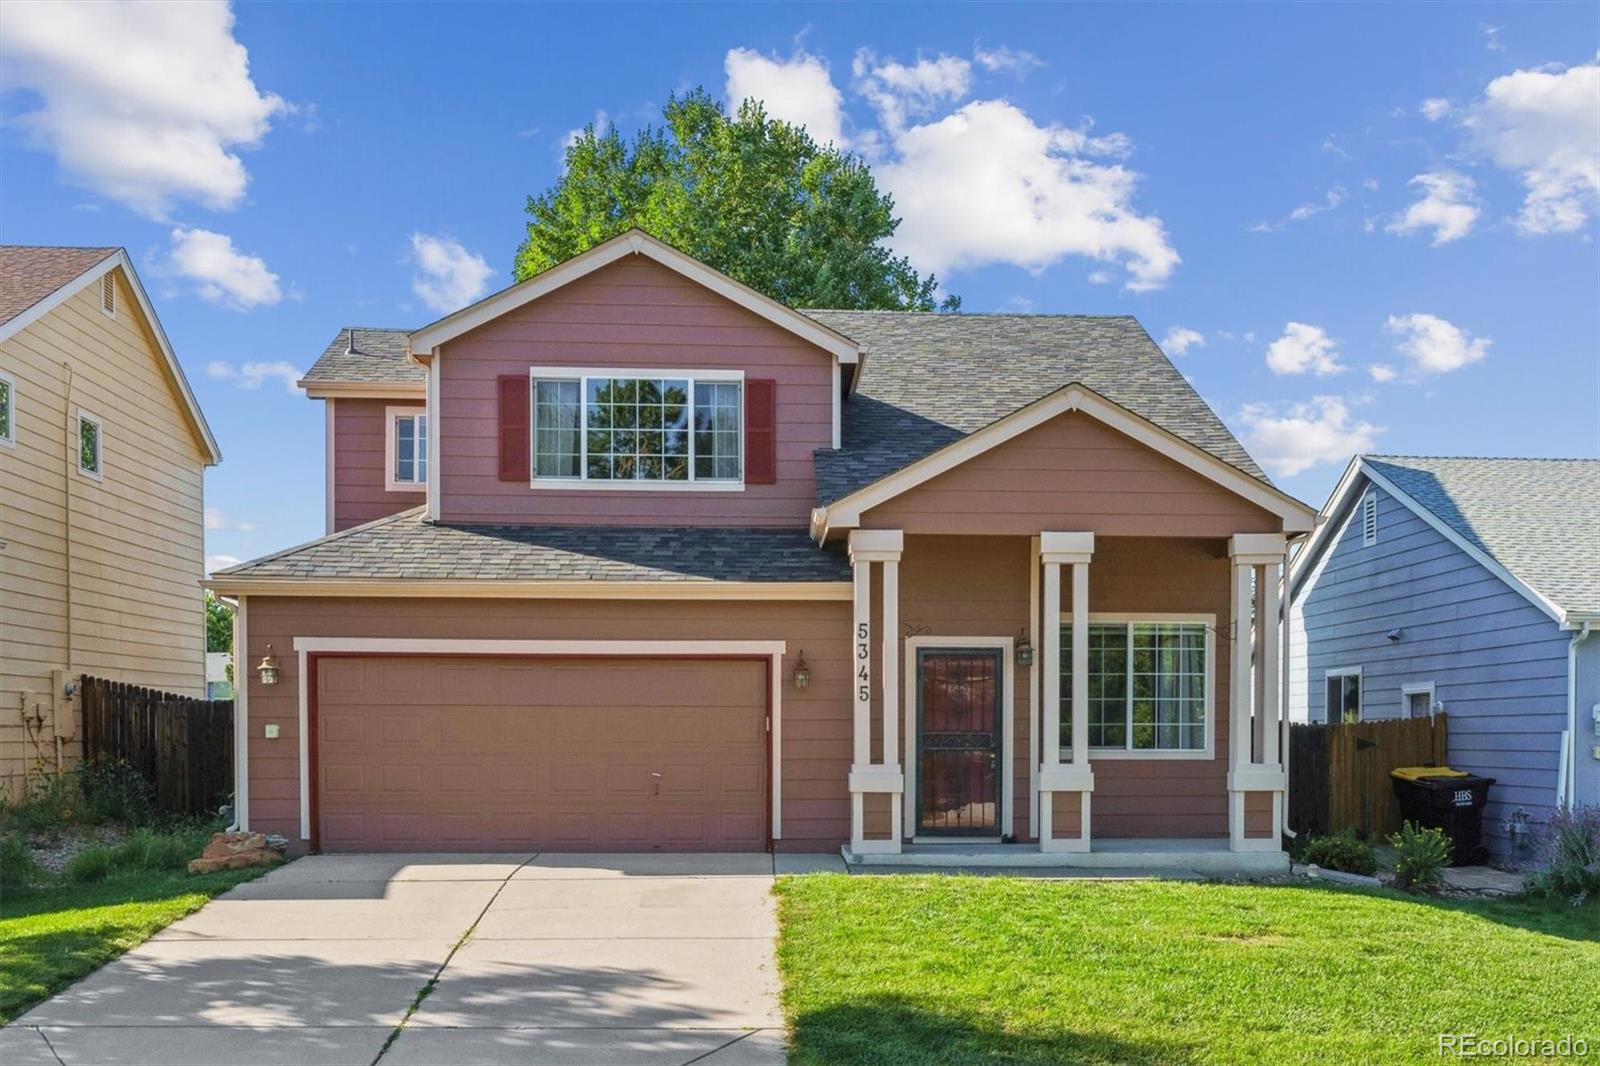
[214,230,1315,868]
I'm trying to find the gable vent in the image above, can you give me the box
[100,272,116,317]
[1362,491,1377,546]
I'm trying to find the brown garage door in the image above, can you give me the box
[312,656,768,852]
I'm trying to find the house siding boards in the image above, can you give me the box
[436,255,834,525]
[857,411,1280,538]
[1,269,207,794]
[330,398,424,531]
[1290,481,1571,860]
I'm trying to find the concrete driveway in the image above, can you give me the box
[3,852,844,1065]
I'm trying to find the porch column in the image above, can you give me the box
[1227,533,1288,852]
[1038,532,1094,853]
[847,528,904,856]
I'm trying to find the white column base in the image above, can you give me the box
[850,764,905,855]
[1036,787,1093,852]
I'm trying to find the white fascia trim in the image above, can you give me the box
[234,596,250,831]
[1360,461,1565,625]
[818,384,1317,535]
[409,230,861,362]
[0,250,221,464]
[323,400,336,535]
[426,356,441,520]
[384,404,428,494]
[903,635,1015,840]
[831,358,842,449]
[300,382,427,399]
[209,578,853,600]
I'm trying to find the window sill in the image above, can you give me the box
[1071,747,1216,761]
[529,478,745,493]
[385,481,427,494]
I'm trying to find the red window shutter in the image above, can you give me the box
[497,374,530,482]
[745,379,776,485]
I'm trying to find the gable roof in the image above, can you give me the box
[409,229,861,361]
[1293,455,1600,625]
[0,246,221,465]
[299,326,422,393]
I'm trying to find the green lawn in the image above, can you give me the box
[775,876,1599,1065]
[0,868,270,1024]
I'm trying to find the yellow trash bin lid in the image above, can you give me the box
[1391,765,1468,781]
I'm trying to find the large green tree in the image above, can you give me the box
[515,90,957,311]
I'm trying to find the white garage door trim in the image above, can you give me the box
[291,637,787,844]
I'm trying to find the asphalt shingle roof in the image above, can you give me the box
[300,326,421,385]
[807,312,1267,503]
[1365,456,1600,619]
[0,246,117,326]
[215,508,850,583]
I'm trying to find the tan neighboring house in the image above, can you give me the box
[0,246,221,797]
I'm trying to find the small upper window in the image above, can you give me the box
[0,371,14,448]
[1361,491,1377,546]
[77,411,102,479]
[100,273,116,317]
[386,408,427,491]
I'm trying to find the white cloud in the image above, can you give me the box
[1368,363,1398,382]
[1161,327,1205,356]
[559,110,609,153]
[1266,322,1346,376]
[853,50,971,132]
[205,359,300,393]
[1238,396,1381,477]
[973,45,1042,77]
[408,233,494,315]
[166,227,281,309]
[1386,171,1480,245]
[1420,97,1452,121]
[724,48,846,146]
[1385,313,1490,373]
[1252,187,1347,232]
[204,507,255,532]
[1483,25,1505,53]
[1465,58,1600,234]
[0,0,285,218]
[204,554,242,576]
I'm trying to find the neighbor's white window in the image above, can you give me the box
[77,410,102,479]
[0,371,14,448]
[531,371,742,486]
[385,407,427,491]
[1060,618,1212,755]
[1325,668,1362,723]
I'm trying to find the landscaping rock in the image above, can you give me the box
[187,831,284,875]
[1304,863,1383,888]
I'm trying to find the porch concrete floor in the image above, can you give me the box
[841,838,1290,876]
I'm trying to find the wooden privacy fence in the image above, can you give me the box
[80,676,233,818]
[1289,714,1448,839]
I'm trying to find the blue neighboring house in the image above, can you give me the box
[1289,456,1599,864]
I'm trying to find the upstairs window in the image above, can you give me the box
[385,407,427,491]
[531,371,743,486]
[77,410,102,479]
[0,371,13,448]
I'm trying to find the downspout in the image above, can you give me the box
[61,360,75,776]
[1563,621,1592,808]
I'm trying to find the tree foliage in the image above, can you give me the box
[516,90,956,312]
[205,591,232,654]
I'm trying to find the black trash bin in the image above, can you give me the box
[1390,767,1496,866]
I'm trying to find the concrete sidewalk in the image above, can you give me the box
[2,852,822,1065]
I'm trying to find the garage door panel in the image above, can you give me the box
[315,656,767,852]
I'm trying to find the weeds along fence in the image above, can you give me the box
[79,675,233,818]
[1289,714,1448,840]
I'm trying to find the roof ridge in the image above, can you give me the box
[808,309,1138,319]
[1367,454,1599,464]
[0,244,118,252]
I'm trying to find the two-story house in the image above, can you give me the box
[1,246,221,797]
[210,231,1316,866]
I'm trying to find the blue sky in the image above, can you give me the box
[2,2,1596,571]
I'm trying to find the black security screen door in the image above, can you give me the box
[917,648,1002,835]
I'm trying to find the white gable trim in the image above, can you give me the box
[813,383,1316,539]
[0,249,221,465]
[1292,457,1565,626]
[408,229,861,363]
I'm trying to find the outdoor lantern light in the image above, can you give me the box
[1015,631,1034,668]
[255,645,281,686]
[792,652,811,691]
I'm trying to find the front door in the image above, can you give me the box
[916,648,1003,836]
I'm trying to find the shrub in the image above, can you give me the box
[0,771,81,833]
[1299,830,1377,876]
[0,834,41,887]
[1524,805,1600,907]
[76,759,155,827]
[112,828,191,873]
[64,846,114,883]
[1390,821,1452,892]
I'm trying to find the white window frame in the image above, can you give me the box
[0,369,14,449]
[384,405,427,493]
[1401,680,1438,719]
[527,366,745,492]
[1057,612,1216,761]
[1324,665,1362,723]
[75,409,103,481]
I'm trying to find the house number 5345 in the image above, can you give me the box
[856,623,870,702]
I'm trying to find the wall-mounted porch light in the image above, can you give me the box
[255,645,281,686]
[1015,631,1034,668]
[792,652,811,691]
